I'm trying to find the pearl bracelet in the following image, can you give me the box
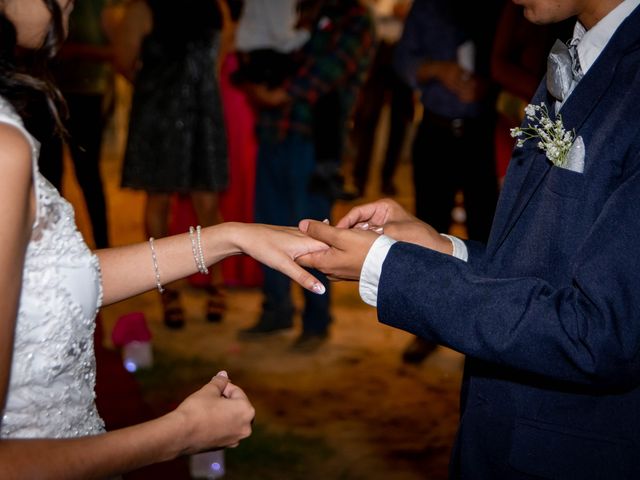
[148,237,164,293]
[189,225,209,275]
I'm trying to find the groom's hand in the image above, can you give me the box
[335,199,452,254]
[297,220,378,281]
[382,221,453,254]
[336,198,414,230]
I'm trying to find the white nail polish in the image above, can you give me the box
[323,218,330,224]
[312,283,326,295]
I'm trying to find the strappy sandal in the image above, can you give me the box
[205,285,226,323]
[161,288,185,329]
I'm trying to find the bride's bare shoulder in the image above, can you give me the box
[0,121,33,192]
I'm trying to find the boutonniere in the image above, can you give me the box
[510,103,576,169]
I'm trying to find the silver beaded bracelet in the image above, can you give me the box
[189,225,209,275]
[148,237,164,293]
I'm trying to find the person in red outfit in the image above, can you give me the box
[218,0,264,288]
[491,1,570,184]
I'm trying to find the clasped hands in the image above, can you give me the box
[247,199,451,294]
[416,60,488,103]
[296,198,453,281]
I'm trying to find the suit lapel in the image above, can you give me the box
[488,6,640,255]
[487,85,553,254]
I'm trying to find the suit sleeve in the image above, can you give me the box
[378,165,640,389]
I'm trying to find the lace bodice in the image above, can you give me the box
[0,97,105,439]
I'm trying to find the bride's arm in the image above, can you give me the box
[0,123,34,412]
[96,222,329,306]
[0,371,254,479]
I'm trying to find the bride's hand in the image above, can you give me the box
[232,223,330,294]
[172,371,255,454]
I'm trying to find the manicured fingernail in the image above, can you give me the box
[358,223,369,230]
[323,218,330,224]
[216,370,228,378]
[312,283,326,295]
[372,226,384,234]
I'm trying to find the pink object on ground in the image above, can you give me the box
[111,312,152,347]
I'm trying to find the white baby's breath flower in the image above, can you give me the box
[509,102,575,168]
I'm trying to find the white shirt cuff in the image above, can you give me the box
[359,235,397,307]
[358,234,468,308]
[440,234,468,262]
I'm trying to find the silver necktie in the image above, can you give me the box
[546,38,584,102]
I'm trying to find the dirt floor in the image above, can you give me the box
[68,80,464,479]
[101,280,464,480]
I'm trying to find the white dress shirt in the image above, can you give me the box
[557,0,640,110]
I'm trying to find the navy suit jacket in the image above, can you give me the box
[378,6,640,479]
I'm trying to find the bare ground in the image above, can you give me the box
[99,279,463,480]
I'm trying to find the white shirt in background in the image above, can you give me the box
[235,0,310,53]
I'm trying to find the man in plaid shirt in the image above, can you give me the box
[241,0,374,350]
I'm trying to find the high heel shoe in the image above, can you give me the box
[161,288,185,329]
[205,285,226,323]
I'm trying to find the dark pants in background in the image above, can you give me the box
[39,93,110,248]
[412,112,498,242]
[352,41,414,195]
[254,134,332,335]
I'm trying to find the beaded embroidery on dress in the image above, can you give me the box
[0,96,105,438]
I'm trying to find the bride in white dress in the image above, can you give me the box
[0,0,328,477]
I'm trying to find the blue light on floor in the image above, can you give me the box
[124,360,138,372]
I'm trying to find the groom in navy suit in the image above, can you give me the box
[299,0,640,477]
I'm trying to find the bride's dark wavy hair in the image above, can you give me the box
[0,0,67,134]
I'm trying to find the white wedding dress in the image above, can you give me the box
[0,96,105,439]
